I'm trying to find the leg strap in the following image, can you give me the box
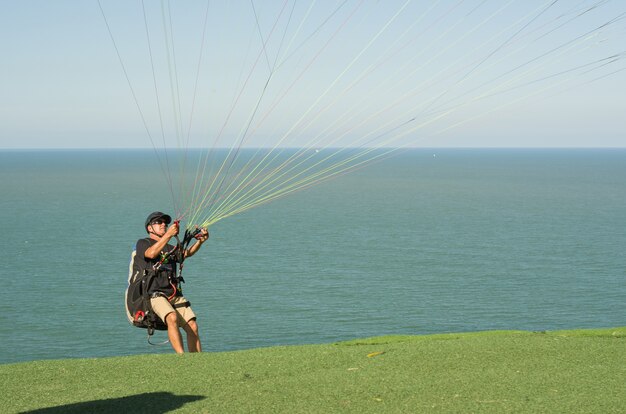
[173,301,190,309]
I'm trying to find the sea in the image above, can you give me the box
[1,148,624,364]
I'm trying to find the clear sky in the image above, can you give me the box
[1,0,624,149]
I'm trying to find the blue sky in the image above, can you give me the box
[1,0,624,149]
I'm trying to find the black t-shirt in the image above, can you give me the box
[132,238,179,297]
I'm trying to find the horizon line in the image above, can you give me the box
[2,146,626,151]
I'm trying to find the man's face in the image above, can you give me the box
[148,219,168,237]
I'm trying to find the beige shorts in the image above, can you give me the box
[150,295,196,327]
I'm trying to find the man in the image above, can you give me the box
[133,211,209,353]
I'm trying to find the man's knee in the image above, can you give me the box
[185,319,199,334]
[165,312,178,326]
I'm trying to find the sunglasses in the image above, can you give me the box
[150,220,168,225]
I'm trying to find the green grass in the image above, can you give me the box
[1,327,624,413]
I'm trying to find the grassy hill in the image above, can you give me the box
[1,327,624,413]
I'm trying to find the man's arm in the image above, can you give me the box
[145,223,180,259]
[185,228,209,258]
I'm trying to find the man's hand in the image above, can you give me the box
[185,228,209,258]
[195,228,209,243]
[165,221,180,239]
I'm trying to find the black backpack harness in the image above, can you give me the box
[126,227,202,344]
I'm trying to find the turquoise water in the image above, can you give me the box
[1,148,625,364]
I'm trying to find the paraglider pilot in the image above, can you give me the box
[133,211,209,353]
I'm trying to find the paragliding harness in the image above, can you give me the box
[125,225,202,345]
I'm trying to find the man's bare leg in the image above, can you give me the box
[183,319,202,352]
[166,312,184,353]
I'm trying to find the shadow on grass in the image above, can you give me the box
[21,391,205,414]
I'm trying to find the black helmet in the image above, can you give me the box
[145,211,172,230]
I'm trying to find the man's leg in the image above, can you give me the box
[183,319,202,352]
[165,312,184,353]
